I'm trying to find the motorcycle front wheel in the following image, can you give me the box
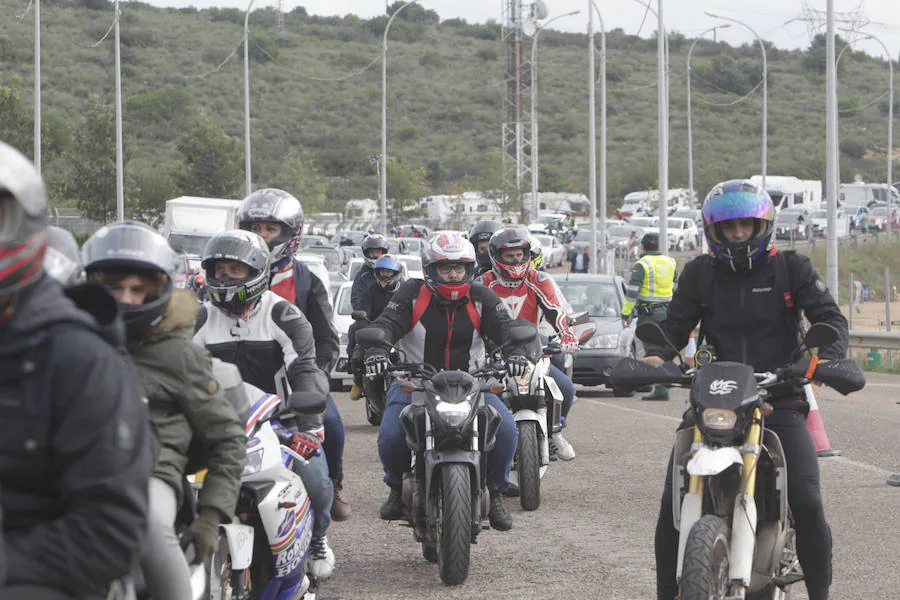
[680,514,732,600]
[208,535,249,600]
[363,376,385,426]
[436,463,472,586]
[516,421,542,511]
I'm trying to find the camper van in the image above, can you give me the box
[749,176,822,213]
[618,188,697,218]
[161,196,242,272]
[839,182,900,208]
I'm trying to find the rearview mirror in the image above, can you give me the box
[568,311,590,327]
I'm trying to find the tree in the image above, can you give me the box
[0,79,32,156]
[66,97,121,223]
[174,116,243,198]
[386,156,426,221]
[268,149,328,212]
[804,33,850,75]
[127,167,177,227]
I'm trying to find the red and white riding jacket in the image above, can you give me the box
[480,269,577,346]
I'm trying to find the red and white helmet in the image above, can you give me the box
[488,226,532,285]
[421,231,476,301]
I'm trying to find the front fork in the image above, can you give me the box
[675,408,763,588]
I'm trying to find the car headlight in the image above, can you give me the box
[242,447,264,476]
[435,400,473,428]
[701,408,737,431]
[585,333,619,349]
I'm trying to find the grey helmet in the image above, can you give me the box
[82,221,177,339]
[0,141,49,296]
[201,230,271,319]
[237,188,304,264]
[43,226,85,287]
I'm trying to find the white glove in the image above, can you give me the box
[559,335,579,354]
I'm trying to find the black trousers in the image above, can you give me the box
[654,403,832,600]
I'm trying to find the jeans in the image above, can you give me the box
[547,363,576,419]
[291,451,333,539]
[323,394,345,481]
[377,381,517,491]
[654,404,831,600]
[0,586,77,599]
[142,477,192,600]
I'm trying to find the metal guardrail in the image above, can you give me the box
[848,330,900,350]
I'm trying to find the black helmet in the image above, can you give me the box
[640,232,659,251]
[361,234,389,268]
[82,221,176,339]
[201,230,271,319]
[237,188,304,264]
[0,141,49,297]
[44,226,85,287]
[488,226,532,284]
[468,219,503,272]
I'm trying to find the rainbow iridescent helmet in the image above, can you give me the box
[702,179,775,272]
[373,254,404,291]
[488,226,532,285]
[421,231,476,301]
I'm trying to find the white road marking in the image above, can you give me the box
[583,398,894,475]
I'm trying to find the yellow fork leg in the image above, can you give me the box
[741,407,763,496]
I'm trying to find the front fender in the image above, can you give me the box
[686,447,743,476]
[219,523,255,570]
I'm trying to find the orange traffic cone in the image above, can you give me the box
[804,384,843,457]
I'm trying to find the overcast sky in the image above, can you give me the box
[141,0,900,57]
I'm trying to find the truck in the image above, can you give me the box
[161,196,242,272]
[749,176,822,212]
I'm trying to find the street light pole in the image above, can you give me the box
[243,0,256,198]
[687,25,730,208]
[657,0,668,255]
[826,0,838,298]
[588,1,606,274]
[114,0,124,221]
[34,0,40,174]
[706,12,767,190]
[382,0,421,235]
[531,10,580,224]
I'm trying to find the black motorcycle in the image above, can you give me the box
[351,310,392,426]
[356,324,535,585]
[611,322,864,600]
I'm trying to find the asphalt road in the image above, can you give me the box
[320,372,900,599]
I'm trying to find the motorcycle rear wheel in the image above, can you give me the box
[680,514,731,600]
[436,464,472,585]
[516,421,542,511]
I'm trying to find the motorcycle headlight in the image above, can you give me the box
[242,447,264,476]
[435,400,473,428]
[701,408,738,431]
[585,333,619,349]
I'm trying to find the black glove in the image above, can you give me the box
[506,355,532,377]
[180,507,221,564]
[365,351,390,377]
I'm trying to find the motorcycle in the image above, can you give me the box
[610,322,865,600]
[356,324,536,586]
[351,310,393,426]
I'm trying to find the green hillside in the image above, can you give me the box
[1,0,898,222]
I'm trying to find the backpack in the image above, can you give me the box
[696,250,802,347]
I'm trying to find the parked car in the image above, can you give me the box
[838,204,871,232]
[335,230,370,246]
[671,208,703,229]
[810,209,828,237]
[552,273,636,396]
[294,253,332,306]
[605,224,642,259]
[868,206,900,231]
[534,234,565,267]
[773,210,809,241]
[330,282,354,391]
[399,237,424,256]
[528,213,567,235]
[300,244,345,276]
[301,235,330,248]
[661,217,700,251]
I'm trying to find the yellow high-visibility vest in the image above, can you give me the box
[636,253,677,303]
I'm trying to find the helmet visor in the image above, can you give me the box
[702,192,774,227]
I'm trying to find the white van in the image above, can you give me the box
[162,196,242,271]
[839,182,900,208]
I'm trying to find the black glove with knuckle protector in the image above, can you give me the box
[506,355,532,377]
[365,350,390,377]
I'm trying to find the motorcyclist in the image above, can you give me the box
[346,254,405,399]
[479,226,579,460]
[43,226,85,287]
[237,188,350,522]
[363,231,531,531]
[468,219,503,277]
[529,234,546,271]
[0,141,155,599]
[642,180,849,600]
[83,221,246,600]
[348,233,391,399]
[193,230,335,579]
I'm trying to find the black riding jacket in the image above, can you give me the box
[646,251,849,399]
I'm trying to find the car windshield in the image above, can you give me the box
[301,236,328,248]
[536,215,561,225]
[336,286,353,315]
[775,213,799,224]
[630,217,656,227]
[399,257,422,272]
[302,246,342,271]
[399,239,423,254]
[871,207,890,216]
[558,281,621,318]
[607,226,636,238]
[167,233,210,256]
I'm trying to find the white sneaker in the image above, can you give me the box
[308,535,335,580]
[550,432,576,461]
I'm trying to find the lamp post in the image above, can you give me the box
[243,0,256,198]
[382,0,421,235]
[34,0,40,174]
[530,10,580,222]
[114,0,124,221]
[687,25,730,207]
[706,12,767,190]
[587,0,606,274]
